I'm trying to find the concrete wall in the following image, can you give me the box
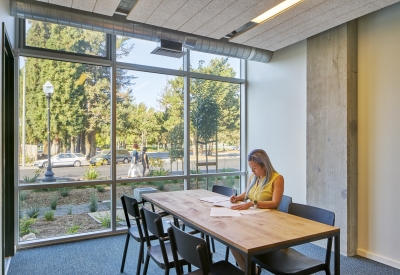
[358,2,400,269]
[247,40,307,204]
[306,21,358,256]
[1,0,15,273]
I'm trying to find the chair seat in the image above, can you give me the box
[148,241,186,269]
[185,260,244,275]
[252,248,326,275]
[129,220,171,242]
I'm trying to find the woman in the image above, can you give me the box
[229,149,284,273]
[127,143,142,178]
[141,147,150,176]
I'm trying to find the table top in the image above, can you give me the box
[142,189,340,255]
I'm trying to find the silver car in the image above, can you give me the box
[34,153,88,168]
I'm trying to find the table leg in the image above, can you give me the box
[244,254,254,275]
[334,234,340,274]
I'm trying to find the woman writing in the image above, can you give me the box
[229,149,284,273]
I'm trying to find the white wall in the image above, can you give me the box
[358,2,400,269]
[1,0,15,273]
[247,40,307,204]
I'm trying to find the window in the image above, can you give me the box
[16,19,245,246]
[25,20,107,57]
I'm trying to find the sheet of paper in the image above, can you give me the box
[213,200,246,208]
[238,208,270,215]
[210,207,241,217]
[199,196,230,203]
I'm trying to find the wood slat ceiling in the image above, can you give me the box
[36,0,400,51]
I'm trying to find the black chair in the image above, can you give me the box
[252,203,335,275]
[278,195,292,213]
[120,195,170,275]
[141,206,189,275]
[211,185,237,260]
[168,224,244,275]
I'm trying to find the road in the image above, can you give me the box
[19,152,241,182]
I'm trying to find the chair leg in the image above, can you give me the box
[120,234,130,273]
[211,238,216,253]
[325,268,331,275]
[188,264,191,273]
[136,241,144,275]
[224,246,230,262]
[142,254,150,275]
[164,268,169,275]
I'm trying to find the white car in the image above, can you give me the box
[34,153,88,168]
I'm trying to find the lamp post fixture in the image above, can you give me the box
[42,81,56,182]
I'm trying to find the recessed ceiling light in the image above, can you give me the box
[251,0,303,24]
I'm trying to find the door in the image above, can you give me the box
[2,22,15,260]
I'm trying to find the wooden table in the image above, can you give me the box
[143,189,340,275]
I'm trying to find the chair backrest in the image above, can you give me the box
[278,195,292,213]
[168,224,210,275]
[288,203,335,268]
[288,203,335,226]
[212,185,237,196]
[120,194,141,227]
[140,206,165,239]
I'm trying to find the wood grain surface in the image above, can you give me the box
[142,189,339,254]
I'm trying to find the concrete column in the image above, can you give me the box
[307,21,358,256]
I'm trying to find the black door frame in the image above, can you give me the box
[2,22,15,262]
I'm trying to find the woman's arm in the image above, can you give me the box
[230,175,253,202]
[231,175,284,210]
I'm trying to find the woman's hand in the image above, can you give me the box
[230,195,237,203]
[231,202,252,210]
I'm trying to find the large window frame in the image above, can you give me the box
[14,18,247,249]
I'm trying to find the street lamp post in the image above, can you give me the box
[42,81,56,182]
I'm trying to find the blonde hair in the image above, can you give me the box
[247,149,276,182]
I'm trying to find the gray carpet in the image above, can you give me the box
[7,234,400,275]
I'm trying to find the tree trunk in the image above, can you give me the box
[70,136,76,153]
[80,132,86,155]
[86,131,96,158]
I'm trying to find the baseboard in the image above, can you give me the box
[357,249,400,270]
[4,257,11,275]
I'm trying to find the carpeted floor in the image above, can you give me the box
[7,234,400,275]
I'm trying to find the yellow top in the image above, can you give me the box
[247,171,280,202]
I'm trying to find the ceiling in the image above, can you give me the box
[36,0,400,51]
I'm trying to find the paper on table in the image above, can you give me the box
[213,200,246,208]
[210,207,241,217]
[199,196,230,203]
[238,208,270,215]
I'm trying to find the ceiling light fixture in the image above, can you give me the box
[251,0,303,24]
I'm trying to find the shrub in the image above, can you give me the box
[59,187,70,197]
[19,217,38,236]
[44,211,55,221]
[19,191,29,201]
[83,165,101,180]
[153,181,166,191]
[96,185,105,193]
[23,169,42,183]
[25,205,40,218]
[96,213,111,228]
[66,224,80,234]
[88,192,98,212]
[67,205,73,215]
[50,196,58,210]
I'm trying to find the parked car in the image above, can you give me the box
[34,153,89,168]
[90,149,131,165]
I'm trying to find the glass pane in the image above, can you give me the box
[190,51,241,78]
[190,177,240,192]
[190,78,240,174]
[19,57,111,182]
[116,70,184,178]
[19,185,110,241]
[116,36,184,70]
[25,19,107,57]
